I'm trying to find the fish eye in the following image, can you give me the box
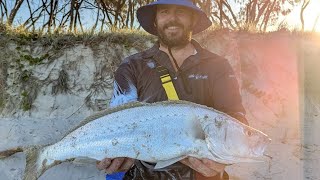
[245,130,252,136]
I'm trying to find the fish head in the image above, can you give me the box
[200,114,271,162]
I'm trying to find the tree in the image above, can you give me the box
[194,0,301,32]
[0,0,305,33]
[300,0,310,31]
[7,0,24,26]
[0,0,9,23]
[312,13,319,32]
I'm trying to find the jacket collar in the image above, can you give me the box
[142,39,212,72]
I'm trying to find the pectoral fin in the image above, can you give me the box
[154,156,187,169]
[72,157,97,165]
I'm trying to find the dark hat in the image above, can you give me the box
[137,0,212,35]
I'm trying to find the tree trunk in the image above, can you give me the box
[69,0,75,32]
[7,0,24,25]
[312,14,319,32]
[219,0,223,27]
[262,0,277,32]
[300,0,310,31]
[0,0,9,22]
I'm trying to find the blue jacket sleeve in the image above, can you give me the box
[109,60,138,107]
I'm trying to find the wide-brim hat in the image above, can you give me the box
[137,0,212,35]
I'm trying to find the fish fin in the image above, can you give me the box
[0,147,23,159]
[23,146,48,180]
[0,146,47,180]
[154,156,187,169]
[73,157,97,165]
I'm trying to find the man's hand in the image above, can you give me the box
[96,157,134,174]
[180,157,226,177]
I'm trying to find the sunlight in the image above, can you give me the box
[285,0,320,31]
[304,0,320,31]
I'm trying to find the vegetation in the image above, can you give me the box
[0,0,317,34]
[21,91,32,111]
[0,0,318,112]
[52,70,70,95]
[0,26,158,113]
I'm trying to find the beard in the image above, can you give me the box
[156,21,192,48]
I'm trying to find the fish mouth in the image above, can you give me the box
[253,140,270,157]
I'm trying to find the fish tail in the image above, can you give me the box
[23,146,42,180]
[0,147,23,158]
[0,146,42,180]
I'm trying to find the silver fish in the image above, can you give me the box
[0,100,271,180]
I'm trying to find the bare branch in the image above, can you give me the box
[7,0,25,25]
[222,0,239,28]
[312,13,319,32]
[300,0,310,31]
[0,0,9,22]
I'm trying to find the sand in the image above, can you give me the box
[1,32,319,180]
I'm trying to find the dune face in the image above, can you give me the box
[0,31,319,179]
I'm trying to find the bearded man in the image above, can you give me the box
[97,0,248,179]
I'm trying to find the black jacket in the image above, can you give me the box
[110,40,247,180]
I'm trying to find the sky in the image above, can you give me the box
[7,0,320,32]
[284,0,320,31]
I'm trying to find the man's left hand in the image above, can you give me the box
[180,157,226,177]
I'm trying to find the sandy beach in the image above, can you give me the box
[1,31,319,180]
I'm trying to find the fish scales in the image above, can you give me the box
[0,100,271,180]
[40,104,211,167]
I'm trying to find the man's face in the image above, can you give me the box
[155,5,195,47]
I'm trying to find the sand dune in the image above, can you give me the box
[0,31,319,180]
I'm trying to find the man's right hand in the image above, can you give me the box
[96,157,134,174]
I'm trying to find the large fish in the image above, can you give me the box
[0,100,271,180]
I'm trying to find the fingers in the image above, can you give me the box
[189,157,219,177]
[105,157,125,174]
[96,158,112,170]
[96,158,134,174]
[180,157,225,177]
[118,158,135,171]
[201,158,225,173]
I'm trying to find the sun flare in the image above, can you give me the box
[286,0,320,31]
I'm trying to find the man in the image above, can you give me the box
[97,0,248,179]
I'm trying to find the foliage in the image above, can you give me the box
[0,94,4,110]
[21,91,32,111]
[0,0,311,34]
[195,0,305,32]
[0,27,156,113]
[19,54,49,66]
[52,70,70,95]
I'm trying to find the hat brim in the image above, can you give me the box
[137,0,212,36]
